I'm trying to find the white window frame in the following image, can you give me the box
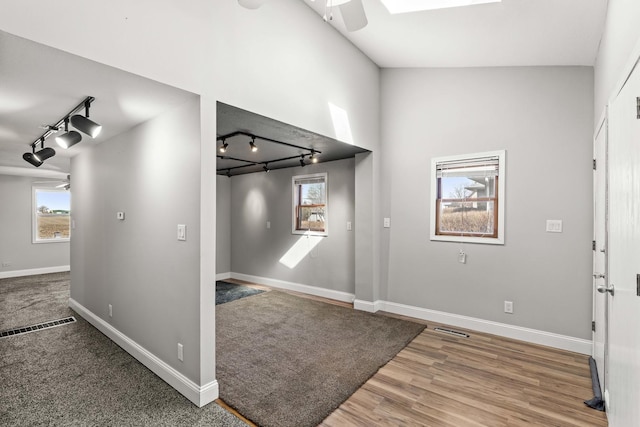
[292,172,328,237]
[32,186,71,244]
[430,150,505,245]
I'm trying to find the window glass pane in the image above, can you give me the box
[35,190,71,240]
[298,206,326,231]
[439,200,495,235]
[441,176,495,199]
[300,182,325,205]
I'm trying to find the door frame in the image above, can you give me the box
[592,108,609,400]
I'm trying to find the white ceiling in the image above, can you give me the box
[302,0,609,68]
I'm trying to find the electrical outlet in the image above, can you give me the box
[266,221,271,229]
[108,304,113,318]
[546,219,563,233]
[383,218,391,228]
[347,221,352,231]
[1,261,12,268]
[504,301,513,314]
[178,343,184,362]
[458,251,466,264]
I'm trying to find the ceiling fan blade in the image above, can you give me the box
[338,0,368,32]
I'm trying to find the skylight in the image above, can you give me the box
[380,0,502,14]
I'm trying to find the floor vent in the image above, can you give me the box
[0,316,76,339]
[433,327,469,338]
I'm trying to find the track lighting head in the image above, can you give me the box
[71,100,101,138]
[23,137,56,167]
[219,139,228,153]
[23,152,43,167]
[55,130,82,149]
[300,155,306,167]
[249,137,258,152]
[55,118,82,149]
[34,147,56,162]
[263,163,270,173]
[71,114,102,138]
[310,150,318,164]
[226,169,232,178]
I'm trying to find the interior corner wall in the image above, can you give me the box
[0,175,70,275]
[381,66,594,340]
[216,175,231,275]
[594,0,640,122]
[229,158,356,294]
[70,97,202,383]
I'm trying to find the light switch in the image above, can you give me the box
[546,219,562,233]
[117,212,125,220]
[177,224,186,241]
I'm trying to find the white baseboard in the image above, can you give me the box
[377,300,591,355]
[216,272,231,281]
[0,265,70,279]
[68,298,218,407]
[230,272,355,304]
[353,299,384,313]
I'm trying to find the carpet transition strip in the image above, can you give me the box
[0,316,76,339]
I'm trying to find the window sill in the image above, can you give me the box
[430,234,503,245]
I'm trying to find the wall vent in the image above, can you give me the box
[433,327,469,338]
[0,316,76,339]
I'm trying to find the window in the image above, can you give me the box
[33,187,71,243]
[430,150,505,244]
[292,173,327,236]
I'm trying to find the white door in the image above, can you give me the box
[592,114,608,395]
[606,57,640,425]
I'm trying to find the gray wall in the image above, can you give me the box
[70,97,202,383]
[230,158,356,294]
[0,174,70,275]
[381,66,594,339]
[216,175,231,275]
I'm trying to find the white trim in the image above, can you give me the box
[216,272,231,281]
[230,272,355,303]
[353,299,384,313]
[68,298,218,407]
[379,300,591,355]
[228,273,589,354]
[0,265,70,279]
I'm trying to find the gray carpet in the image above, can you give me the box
[0,273,246,427]
[216,290,426,427]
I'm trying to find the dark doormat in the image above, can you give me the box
[215,281,265,305]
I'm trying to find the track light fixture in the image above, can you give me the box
[249,136,258,152]
[310,150,318,164]
[263,163,270,173]
[300,155,306,167]
[23,138,55,167]
[22,96,101,167]
[226,169,232,178]
[55,118,82,149]
[71,100,102,138]
[219,139,228,153]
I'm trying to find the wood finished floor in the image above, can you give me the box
[217,279,607,427]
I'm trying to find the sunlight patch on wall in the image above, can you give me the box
[279,234,323,269]
[328,102,354,145]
